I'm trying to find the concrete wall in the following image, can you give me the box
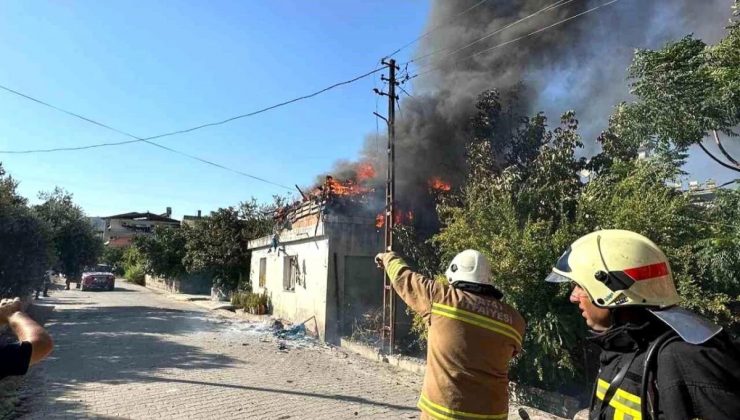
[145,273,211,295]
[250,224,330,341]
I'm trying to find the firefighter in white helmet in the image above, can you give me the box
[546,230,740,420]
[376,249,525,419]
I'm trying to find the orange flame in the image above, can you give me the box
[325,176,370,196]
[356,163,376,182]
[428,177,452,192]
[375,209,414,228]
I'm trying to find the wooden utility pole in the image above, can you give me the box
[376,58,399,355]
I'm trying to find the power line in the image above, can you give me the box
[412,0,622,79]
[408,0,573,66]
[0,85,296,190]
[384,0,492,59]
[0,67,383,155]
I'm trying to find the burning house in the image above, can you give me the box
[249,168,389,344]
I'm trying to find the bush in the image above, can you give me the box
[231,291,270,314]
[122,246,145,285]
[124,265,145,286]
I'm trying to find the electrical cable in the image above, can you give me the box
[0,85,300,190]
[412,0,622,79]
[384,0,492,59]
[408,0,573,66]
[0,67,383,155]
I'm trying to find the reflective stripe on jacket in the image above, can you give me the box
[382,254,526,419]
[588,319,740,420]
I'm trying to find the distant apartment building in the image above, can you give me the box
[181,210,204,227]
[102,207,180,247]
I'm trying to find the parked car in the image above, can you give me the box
[80,264,116,291]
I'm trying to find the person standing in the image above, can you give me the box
[546,230,740,419]
[0,298,54,380]
[376,250,525,419]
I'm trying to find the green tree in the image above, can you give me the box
[100,246,125,275]
[435,104,589,393]
[0,164,52,296]
[599,2,740,170]
[134,225,188,279]
[34,188,102,281]
[184,200,274,291]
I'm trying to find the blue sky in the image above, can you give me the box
[0,1,736,219]
[0,1,431,218]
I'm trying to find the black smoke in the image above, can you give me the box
[324,0,731,221]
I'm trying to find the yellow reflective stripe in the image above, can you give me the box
[385,258,409,280]
[417,394,508,420]
[431,303,522,345]
[594,379,642,419]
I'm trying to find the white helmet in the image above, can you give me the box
[445,250,492,286]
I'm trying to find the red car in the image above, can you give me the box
[80,264,116,291]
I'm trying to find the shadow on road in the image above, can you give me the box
[19,304,238,418]
[148,377,417,412]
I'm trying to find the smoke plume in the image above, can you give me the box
[324,0,731,219]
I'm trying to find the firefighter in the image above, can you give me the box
[545,229,740,420]
[376,250,525,420]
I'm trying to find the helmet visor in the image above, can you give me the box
[545,271,572,283]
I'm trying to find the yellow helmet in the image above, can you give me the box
[546,230,722,344]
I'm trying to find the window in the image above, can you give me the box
[283,256,298,291]
[258,258,267,288]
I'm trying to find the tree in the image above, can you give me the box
[602,2,740,171]
[435,106,589,393]
[134,225,188,279]
[0,164,51,297]
[100,246,125,275]
[34,188,102,281]
[184,200,274,291]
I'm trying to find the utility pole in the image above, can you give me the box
[374,58,399,355]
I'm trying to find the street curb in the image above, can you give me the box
[340,338,427,376]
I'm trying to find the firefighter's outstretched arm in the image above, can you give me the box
[375,252,442,318]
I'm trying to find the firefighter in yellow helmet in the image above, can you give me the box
[546,230,740,420]
[376,249,525,420]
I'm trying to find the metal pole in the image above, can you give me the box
[381,59,398,355]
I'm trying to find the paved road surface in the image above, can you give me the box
[16,281,422,419]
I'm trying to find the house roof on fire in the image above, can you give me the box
[104,212,180,223]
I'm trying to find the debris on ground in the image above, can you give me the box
[274,323,306,340]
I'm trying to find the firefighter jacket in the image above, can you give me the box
[381,253,526,420]
[587,317,740,420]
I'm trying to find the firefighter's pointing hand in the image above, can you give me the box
[375,252,398,270]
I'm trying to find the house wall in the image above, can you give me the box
[249,224,330,341]
[323,215,385,344]
[248,212,410,345]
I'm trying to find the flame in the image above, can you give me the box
[428,176,451,192]
[375,209,414,228]
[325,176,371,196]
[356,163,376,182]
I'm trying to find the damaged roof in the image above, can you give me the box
[104,212,180,223]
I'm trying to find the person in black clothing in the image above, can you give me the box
[0,298,54,380]
[546,230,740,420]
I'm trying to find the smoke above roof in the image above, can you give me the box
[323,0,730,214]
